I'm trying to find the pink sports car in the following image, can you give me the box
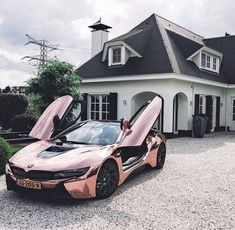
[5,95,166,199]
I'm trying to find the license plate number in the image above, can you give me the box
[17,179,42,190]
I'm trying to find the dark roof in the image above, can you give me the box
[78,14,173,78]
[77,13,235,84]
[203,36,235,84]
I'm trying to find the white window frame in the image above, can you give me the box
[206,55,211,68]
[201,53,206,68]
[112,47,121,64]
[211,96,216,132]
[88,94,109,120]
[212,57,217,70]
[199,95,206,114]
[108,45,126,66]
[200,52,219,73]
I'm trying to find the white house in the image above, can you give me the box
[77,14,235,137]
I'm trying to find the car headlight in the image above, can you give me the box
[5,163,11,174]
[53,167,90,179]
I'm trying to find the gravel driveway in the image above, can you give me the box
[0,132,234,230]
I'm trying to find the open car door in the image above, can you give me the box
[29,95,75,140]
[119,96,162,147]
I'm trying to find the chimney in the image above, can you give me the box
[89,18,111,58]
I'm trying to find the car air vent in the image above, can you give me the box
[27,171,54,180]
[11,167,27,178]
[11,166,54,180]
[46,146,74,152]
[37,145,74,159]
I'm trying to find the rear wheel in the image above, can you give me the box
[156,143,166,169]
[96,160,119,199]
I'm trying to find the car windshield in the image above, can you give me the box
[61,121,121,146]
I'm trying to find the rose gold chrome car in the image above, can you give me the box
[5,95,166,199]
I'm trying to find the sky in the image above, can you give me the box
[0,0,234,88]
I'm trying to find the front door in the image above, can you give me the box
[230,98,235,131]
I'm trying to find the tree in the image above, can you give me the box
[27,60,82,113]
[2,86,11,93]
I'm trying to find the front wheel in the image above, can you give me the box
[96,160,119,199]
[155,143,166,169]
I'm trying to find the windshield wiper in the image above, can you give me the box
[65,141,92,145]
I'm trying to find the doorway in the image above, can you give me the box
[173,93,188,134]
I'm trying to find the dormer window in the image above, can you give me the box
[108,46,124,66]
[187,46,222,74]
[104,42,142,67]
[113,48,121,64]
[206,55,210,68]
[200,52,220,73]
[201,53,206,68]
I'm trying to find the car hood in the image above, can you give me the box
[10,141,110,172]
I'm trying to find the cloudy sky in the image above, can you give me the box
[0,0,234,88]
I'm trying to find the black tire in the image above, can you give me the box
[156,143,166,169]
[96,160,119,199]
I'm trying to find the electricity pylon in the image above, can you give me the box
[22,34,60,71]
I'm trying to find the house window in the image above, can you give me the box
[200,52,219,73]
[201,53,206,68]
[213,57,217,70]
[199,95,206,114]
[112,48,121,64]
[206,55,211,68]
[88,95,109,120]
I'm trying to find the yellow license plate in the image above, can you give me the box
[17,179,42,190]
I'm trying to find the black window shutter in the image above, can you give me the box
[206,96,213,132]
[216,97,220,130]
[81,93,88,121]
[108,93,118,120]
[194,94,200,115]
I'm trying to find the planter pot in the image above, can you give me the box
[193,115,208,138]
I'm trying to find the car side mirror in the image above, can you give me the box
[53,115,61,131]
[120,117,129,130]
[59,135,67,143]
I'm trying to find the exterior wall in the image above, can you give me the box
[80,75,194,133]
[194,83,227,127]
[192,53,200,67]
[79,73,230,134]
[177,93,189,130]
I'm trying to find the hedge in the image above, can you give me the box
[0,94,28,129]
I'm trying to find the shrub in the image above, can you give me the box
[0,94,28,129]
[10,114,37,132]
[0,137,11,175]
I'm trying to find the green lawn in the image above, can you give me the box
[9,146,22,155]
